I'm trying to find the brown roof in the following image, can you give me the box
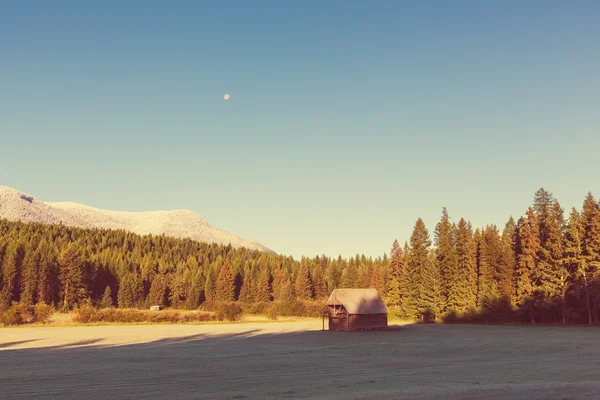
[326,289,388,315]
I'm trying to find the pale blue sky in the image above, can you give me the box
[1,1,599,258]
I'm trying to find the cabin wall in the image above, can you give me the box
[350,314,387,330]
[328,313,387,331]
[328,317,349,331]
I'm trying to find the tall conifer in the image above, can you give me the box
[435,208,459,312]
[215,260,235,301]
[514,209,541,306]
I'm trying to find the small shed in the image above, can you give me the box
[322,288,388,331]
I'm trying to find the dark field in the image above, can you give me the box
[1,322,599,399]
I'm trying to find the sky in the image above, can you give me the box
[1,1,599,259]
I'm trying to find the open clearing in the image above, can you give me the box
[1,322,599,399]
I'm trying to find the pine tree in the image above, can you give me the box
[400,218,431,320]
[472,228,482,307]
[386,277,402,309]
[20,243,39,307]
[100,286,114,308]
[118,273,143,308]
[500,217,517,303]
[168,272,188,309]
[581,193,600,323]
[0,242,24,310]
[255,268,271,302]
[341,261,359,288]
[435,208,459,313]
[278,278,295,303]
[564,208,589,323]
[204,273,216,301]
[421,249,443,320]
[389,240,403,280]
[311,265,329,299]
[369,260,385,293]
[514,208,541,307]
[36,239,58,306]
[238,270,255,303]
[482,281,501,313]
[456,218,477,311]
[294,264,313,300]
[542,202,566,304]
[186,269,204,309]
[478,226,503,307]
[58,244,88,310]
[534,188,555,244]
[534,190,566,312]
[149,274,167,306]
[215,260,235,301]
[272,264,287,301]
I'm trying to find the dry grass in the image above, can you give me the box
[1,322,599,399]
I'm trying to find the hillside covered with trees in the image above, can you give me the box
[1,188,599,324]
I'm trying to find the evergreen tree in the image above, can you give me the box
[0,241,24,310]
[118,273,143,308]
[472,228,482,307]
[564,208,589,323]
[215,260,235,301]
[500,217,517,303]
[478,226,503,307]
[400,218,430,320]
[58,244,88,310]
[168,272,188,308]
[100,286,114,308]
[534,188,555,244]
[534,190,566,310]
[238,270,255,303]
[20,243,39,307]
[421,249,443,320]
[386,277,402,309]
[294,264,313,300]
[435,208,459,312]
[278,278,295,303]
[272,264,288,301]
[514,209,541,306]
[186,269,204,309]
[541,202,566,303]
[341,261,359,288]
[255,268,271,302]
[455,219,477,311]
[36,239,58,306]
[149,274,167,306]
[389,240,403,280]
[369,260,385,293]
[204,273,216,301]
[582,194,600,322]
[311,264,329,299]
[482,281,501,313]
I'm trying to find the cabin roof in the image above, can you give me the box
[326,289,388,315]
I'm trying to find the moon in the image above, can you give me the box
[224,94,231,100]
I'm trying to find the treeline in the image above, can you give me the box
[0,187,599,324]
[0,219,388,315]
[391,188,600,324]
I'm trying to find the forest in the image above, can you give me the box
[1,188,599,324]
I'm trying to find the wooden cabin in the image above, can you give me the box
[322,288,388,331]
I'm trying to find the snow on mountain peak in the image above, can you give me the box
[0,186,272,253]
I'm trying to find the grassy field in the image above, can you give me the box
[1,321,599,399]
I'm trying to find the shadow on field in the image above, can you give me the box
[0,339,42,349]
[1,324,600,400]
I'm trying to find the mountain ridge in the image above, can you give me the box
[0,186,273,253]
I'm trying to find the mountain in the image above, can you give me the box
[0,186,273,253]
